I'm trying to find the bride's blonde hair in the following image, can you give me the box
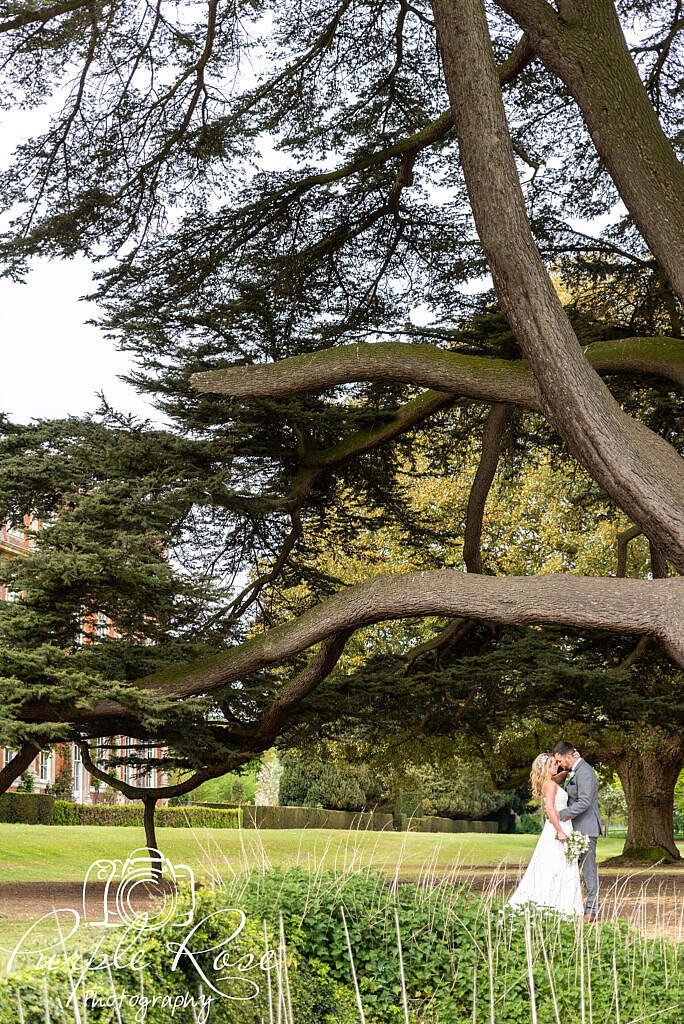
[530,752,554,797]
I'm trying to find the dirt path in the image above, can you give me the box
[1,869,682,941]
[413,867,684,942]
[0,879,184,925]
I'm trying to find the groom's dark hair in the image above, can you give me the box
[553,741,577,756]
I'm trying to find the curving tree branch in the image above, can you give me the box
[0,740,43,795]
[72,572,684,719]
[463,403,513,573]
[251,629,353,747]
[430,0,684,571]
[191,337,684,410]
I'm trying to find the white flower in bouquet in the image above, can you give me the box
[564,829,590,863]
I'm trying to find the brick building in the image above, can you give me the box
[1,517,168,803]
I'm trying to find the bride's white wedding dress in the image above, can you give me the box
[508,784,584,916]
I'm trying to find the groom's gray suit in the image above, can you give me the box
[558,757,602,915]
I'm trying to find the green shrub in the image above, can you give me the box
[230,867,683,1023]
[0,888,357,1023]
[0,792,54,824]
[15,771,35,793]
[516,811,543,834]
[1,867,681,1023]
[52,799,84,825]
[279,752,371,811]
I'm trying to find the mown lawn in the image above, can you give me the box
[0,822,666,884]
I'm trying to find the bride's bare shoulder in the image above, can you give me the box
[541,778,558,794]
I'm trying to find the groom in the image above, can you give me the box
[553,741,603,922]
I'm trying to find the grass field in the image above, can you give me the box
[0,825,682,976]
[1,822,681,883]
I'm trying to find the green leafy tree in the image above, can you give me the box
[0,1,681,868]
[599,783,627,836]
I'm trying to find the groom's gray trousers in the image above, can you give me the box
[579,838,599,916]
[558,758,603,916]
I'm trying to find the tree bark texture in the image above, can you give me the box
[498,0,684,305]
[463,403,512,573]
[611,741,683,861]
[143,795,162,878]
[74,573,684,717]
[430,0,684,571]
[191,337,684,408]
[0,742,42,796]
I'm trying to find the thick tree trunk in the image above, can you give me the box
[143,795,162,878]
[498,0,684,305]
[613,747,683,862]
[430,0,684,571]
[0,742,41,796]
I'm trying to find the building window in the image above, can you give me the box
[72,744,83,801]
[95,611,110,640]
[38,751,51,782]
[3,748,15,767]
[124,739,135,786]
[140,745,154,788]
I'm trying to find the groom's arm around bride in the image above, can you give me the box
[553,741,603,920]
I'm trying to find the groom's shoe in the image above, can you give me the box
[584,913,597,923]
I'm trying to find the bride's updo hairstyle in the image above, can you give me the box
[530,752,553,797]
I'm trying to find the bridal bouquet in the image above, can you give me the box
[564,830,590,863]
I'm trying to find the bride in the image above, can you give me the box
[508,752,584,916]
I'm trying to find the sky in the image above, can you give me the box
[0,256,158,424]
[0,91,159,425]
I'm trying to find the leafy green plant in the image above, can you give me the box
[15,772,34,793]
[515,811,543,834]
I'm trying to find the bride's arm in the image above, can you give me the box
[542,780,568,843]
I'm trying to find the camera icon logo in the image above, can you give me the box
[82,848,196,930]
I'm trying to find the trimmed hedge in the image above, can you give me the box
[240,804,395,831]
[203,803,495,833]
[51,801,242,828]
[53,799,84,825]
[0,792,54,825]
[402,815,498,834]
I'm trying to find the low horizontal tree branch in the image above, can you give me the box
[191,337,684,412]
[56,572,683,723]
[78,741,218,802]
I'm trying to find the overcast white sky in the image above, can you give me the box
[0,91,159,426]
[0,256,158,424]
